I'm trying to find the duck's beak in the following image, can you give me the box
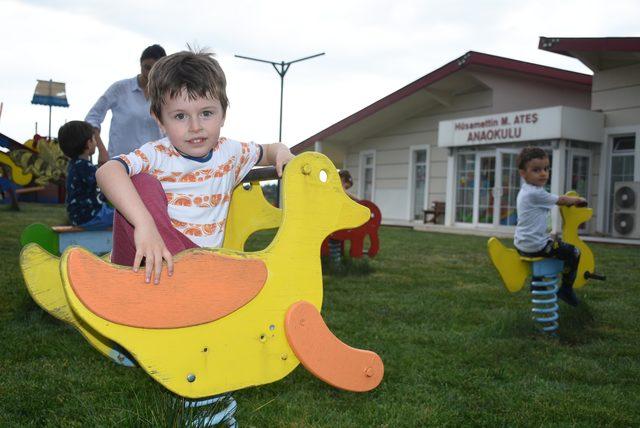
[336,193,371,231]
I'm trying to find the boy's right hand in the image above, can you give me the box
[574,197,588,207]
[133,223,174,284]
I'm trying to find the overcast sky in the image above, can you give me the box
[1,0,638,153]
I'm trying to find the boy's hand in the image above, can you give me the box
[133,223,174,284]
[574,197,588,207]
[557,195,588,207]
[274,147,295,177]
[259,143,295,177]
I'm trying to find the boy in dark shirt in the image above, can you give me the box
[58,121,114,229]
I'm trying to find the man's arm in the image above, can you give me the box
[257,142,294,176]
[94,130,109,165]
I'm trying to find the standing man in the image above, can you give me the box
[85,44,167,164]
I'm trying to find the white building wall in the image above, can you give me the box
[593,63,640,128]
[346,89,494,221]
[592,63,640,233]
[343,71,596,228]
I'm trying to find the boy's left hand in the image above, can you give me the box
[274,147,295,177]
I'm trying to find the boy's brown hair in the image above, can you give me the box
[516,146,548,170]
[339,170,353,189]
[148,49,229,122]
[58,120,94,158]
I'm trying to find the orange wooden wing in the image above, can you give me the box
[66,248,267,329]
[285,301,384,392]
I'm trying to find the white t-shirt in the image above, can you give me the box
[117,137,261,248]
[513,182,559,253]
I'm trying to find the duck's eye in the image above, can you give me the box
[242,182,251,190]
[319,170,328,183]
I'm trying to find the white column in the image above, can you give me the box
[596,135,609,234]
[314,140,322,153]
[444,149,456,226]
[550,140,566,235]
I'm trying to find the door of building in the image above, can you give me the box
[495,149,521,227]
[476,153,496,225]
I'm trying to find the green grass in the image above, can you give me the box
[1,203,640,427]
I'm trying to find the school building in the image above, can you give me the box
[291,37,640,242]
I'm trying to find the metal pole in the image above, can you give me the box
[48,79,53,140]
[235,53,324,142]
[279,62,285,142]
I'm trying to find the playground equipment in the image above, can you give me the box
[20,169,283,366]
[487,192,605,332]
[21,223,113,255]
[21,153,384,404]
[321,198,381,260]
[0,132,66,209]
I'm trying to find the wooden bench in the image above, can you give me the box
[423,201,445,224]
[21,223,113,255]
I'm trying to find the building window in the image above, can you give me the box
[455,153,475,223]
[478,156,496,224]
[361,152,375,201]
[500,152,520,226]
[610,136,636,229]
[412,149,428,220]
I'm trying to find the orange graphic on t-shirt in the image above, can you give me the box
[170,218,225,237]
[166,193,193,207]
[166,193,230,208]
[213,157,236,178]
[132,149,151,174]
[154,144,181,157]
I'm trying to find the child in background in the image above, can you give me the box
[58,120,114,230]
[339,170,353,192]
[514,147,586,306]
[97,49,294,284]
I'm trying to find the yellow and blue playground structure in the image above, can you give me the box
[20,152,383,425]
[487,192,605,333]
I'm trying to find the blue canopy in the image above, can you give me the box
[31,80,69,107]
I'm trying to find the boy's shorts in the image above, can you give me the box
[79,203,115,230]
[517,239,575,259]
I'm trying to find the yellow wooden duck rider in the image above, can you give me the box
[19,174,284,367]
[60,152,384,398]
[488,191,604,293]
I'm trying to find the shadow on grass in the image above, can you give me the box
[482,298,598,346]
[321,256,374,277]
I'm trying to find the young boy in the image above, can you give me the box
[339,170,353,191]
[514,147,586,306]
[96,49,294,284]
[58,120,114,230]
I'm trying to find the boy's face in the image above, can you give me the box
[155,89,225,158]
[519,156,550,187]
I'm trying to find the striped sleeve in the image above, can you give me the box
[116,141,157,176]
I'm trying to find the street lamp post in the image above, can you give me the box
[235,52,325,142]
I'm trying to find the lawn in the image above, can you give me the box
[1,203,639,427]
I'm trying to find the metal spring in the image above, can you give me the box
[530,274,560,333]
[328,238,342,265]
[182,394,238,427]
